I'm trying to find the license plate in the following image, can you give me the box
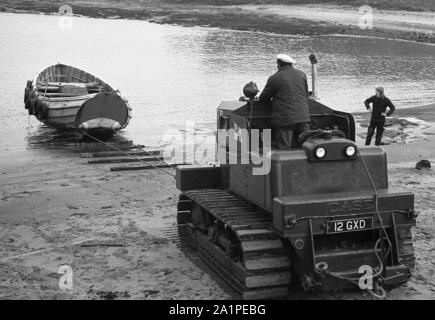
[327,218,373,234]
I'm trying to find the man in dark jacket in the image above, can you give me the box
[364,87,396,146]
[258,54,311,149]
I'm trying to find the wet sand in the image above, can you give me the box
[0,147,229,299]
[236,4,435,38]
[0,103,434,300]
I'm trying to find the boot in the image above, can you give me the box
[375,128,384,146]
[365,128,374,146]
[375,135,382,146]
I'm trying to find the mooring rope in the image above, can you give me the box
[82,132,176,177]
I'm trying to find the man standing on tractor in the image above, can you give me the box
[364,87,396,146]
[259,54,311,149]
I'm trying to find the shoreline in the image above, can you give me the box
[354,102,435,120]
[0,1,434,44]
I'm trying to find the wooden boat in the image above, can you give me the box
[24,63,132,139]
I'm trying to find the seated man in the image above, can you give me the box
[258,54,311,149]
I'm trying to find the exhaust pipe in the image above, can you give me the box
[309,54,318,100]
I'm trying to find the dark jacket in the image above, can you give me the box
[258,65,311,127]
[364,95,396,121]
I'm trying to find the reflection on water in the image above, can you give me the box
[0,13,434,150]
[25,126,82,149]
[25,125,133,150]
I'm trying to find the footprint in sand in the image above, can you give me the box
[1,190,42,201]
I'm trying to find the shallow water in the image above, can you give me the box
[0,12,434,151]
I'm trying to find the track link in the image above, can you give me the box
[177,189,291,299]
[397,227,416,272]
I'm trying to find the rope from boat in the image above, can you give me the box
[316,148,393,299]
[316,239,384,285]
[357,148,393,254]
[82,132,176,177]
[316,238,386,299]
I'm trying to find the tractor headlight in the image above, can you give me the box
[315,147,326,159]
[345,146,356,157]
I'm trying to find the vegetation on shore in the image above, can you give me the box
[171,0,435,12]
[2,0,435,13]
[0,0,433,43]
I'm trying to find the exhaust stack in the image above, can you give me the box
[309,54,318,100]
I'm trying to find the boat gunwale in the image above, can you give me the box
[32,63,114,91]
[38,93,99,102]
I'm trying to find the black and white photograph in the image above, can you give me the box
[0,0,434,305]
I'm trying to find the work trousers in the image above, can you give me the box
[365,119,385,146]
[274,122,311,149]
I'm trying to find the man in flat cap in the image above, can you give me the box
[258,54,311,149]
[364,87,396,146]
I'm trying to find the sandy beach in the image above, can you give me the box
[235,4,435,34]
[0,102,434,300]
[0,147,230,299]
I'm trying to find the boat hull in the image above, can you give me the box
[24,64,132,139]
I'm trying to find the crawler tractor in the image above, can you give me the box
[175,55,416,299]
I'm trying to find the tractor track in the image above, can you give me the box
[173,188,341,300]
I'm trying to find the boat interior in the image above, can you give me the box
[34,64,113,98]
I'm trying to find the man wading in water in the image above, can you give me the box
[259,54,311,149]
[364,87,396,146]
